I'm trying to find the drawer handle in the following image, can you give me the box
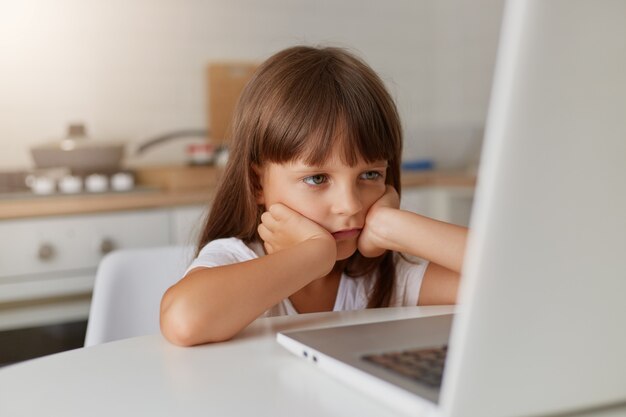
[100,238,116,255]
[38,243,55,261]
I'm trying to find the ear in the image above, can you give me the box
[252,164,265,205]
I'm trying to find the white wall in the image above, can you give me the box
[0,0,503,170]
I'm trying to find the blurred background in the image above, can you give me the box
[0,0,502,364]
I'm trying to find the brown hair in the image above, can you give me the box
[197,46,403,308]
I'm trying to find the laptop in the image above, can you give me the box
[277,1,626,416]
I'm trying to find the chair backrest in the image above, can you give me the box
[84,245,194,347]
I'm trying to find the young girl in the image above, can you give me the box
[160,46,468,346]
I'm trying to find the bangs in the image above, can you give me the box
[252,48,401,168]
[292,106,394,167]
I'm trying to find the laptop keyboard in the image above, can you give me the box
[362,345,448,388]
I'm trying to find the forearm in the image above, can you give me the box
[160,238,335,346]
[369,207,468,273]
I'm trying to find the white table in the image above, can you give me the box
[0,306,624,417]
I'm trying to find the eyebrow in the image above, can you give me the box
[289,162,389,173]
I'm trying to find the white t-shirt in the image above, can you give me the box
[185,237,428,318]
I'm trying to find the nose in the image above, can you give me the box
[330,184,363,217]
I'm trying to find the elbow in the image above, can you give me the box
[159,286,237,346]
[160,287,199,346]
[161,324,198,347]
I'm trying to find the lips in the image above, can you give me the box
[331,228,362,240]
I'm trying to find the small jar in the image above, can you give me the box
[111,172,134,191]
[85,174,108,192]
[58,175,83,194]
[27,176,56,195]
[187,143,215,165]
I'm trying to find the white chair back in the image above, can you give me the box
[84,245,194,346]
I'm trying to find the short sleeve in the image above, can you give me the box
[184,237,260,275]
[391,254,429,306]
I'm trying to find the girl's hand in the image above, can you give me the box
[358,185,400,257]
[258,203,335,255]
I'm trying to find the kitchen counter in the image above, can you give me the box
[0,170,475,220]
[0,188,214,220]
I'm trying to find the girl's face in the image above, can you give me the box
[256,145,388,260]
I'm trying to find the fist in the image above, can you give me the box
[357,185,400,258]
[257,203,333,255]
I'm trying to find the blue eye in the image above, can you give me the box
[360,171,382,180]
[303,174,327,185]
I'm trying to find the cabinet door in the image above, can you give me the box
[0,209,171,328]
[169,205,208,246]
[401,187,474,227]
[0,209,170,280]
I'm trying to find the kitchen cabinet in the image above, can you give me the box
[169,204,208,246]
[0,205,206,332]
[401,186,474,227]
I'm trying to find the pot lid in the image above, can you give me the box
[33,123,126,150]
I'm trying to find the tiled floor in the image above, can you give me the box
[0,320,87,367]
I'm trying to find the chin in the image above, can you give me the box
[335,241,358,260]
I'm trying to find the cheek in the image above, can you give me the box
[264,187,327,221]
[284,192,327,221]
[363,184,387,209]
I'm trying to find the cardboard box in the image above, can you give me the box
[207,62,258,147]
